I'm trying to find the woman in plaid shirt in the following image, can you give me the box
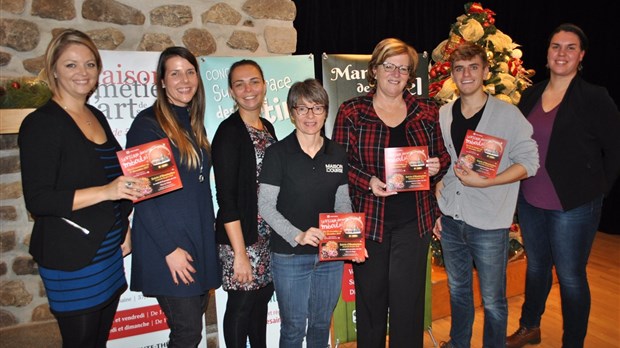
[333,38,450,348]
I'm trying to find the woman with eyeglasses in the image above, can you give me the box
[333,38,450,348]
[258,79,363,348]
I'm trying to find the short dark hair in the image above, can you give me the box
[227,59,265,89]
[549,23,589,51]
[287,78,329,116]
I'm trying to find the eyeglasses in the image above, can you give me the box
[293,105,326,115]
[379,62,412,75]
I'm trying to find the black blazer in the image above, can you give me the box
[211,111,276,246]
[18,100,132,271]
[519,76,620,211]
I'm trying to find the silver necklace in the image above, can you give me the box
[62,104,92,126]
[198,148,204,183]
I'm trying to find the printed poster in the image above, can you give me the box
[200,55,315,142]
[117,138,183,202]
[457,129,506,178]
[384,146,430,192]
[319,213,366,261]
[90,50,159,146]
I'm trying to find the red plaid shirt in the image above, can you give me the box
[333,90,450,242]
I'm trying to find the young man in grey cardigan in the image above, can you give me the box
[434,42,539,348]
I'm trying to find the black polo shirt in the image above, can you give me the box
[259,131,349,255]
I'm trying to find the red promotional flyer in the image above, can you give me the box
[384,146,430,192]
[116,138,183,202]
[318,212,366,261]
[457,130,507,178]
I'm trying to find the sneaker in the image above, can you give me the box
[506,326,541,348]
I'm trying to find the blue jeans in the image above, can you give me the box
[440,216,509,348]
[517,196,602,348]
[272,253,343,348]
[156,294,208,348]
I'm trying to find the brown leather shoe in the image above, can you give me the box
[506,326,541,348]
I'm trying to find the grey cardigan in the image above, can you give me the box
[437,94,539,230]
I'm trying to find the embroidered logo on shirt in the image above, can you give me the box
[325,164,344,173]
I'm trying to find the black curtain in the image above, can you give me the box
[293,0,619,233]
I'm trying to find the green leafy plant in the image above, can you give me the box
[0,78,51,109]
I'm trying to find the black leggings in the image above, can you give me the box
[55,296,120,348]
[223,283,275,348]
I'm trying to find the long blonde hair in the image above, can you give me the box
[154,47,209,169]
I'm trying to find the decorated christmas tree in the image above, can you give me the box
[429,2,535,106]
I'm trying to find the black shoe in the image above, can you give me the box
[506,326,541,348]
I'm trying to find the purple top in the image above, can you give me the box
[521,100,563,210]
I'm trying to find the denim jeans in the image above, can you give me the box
[440,216,509,348]
[156,294,208,348]
[517,196,602,348]
[272,253,343,348]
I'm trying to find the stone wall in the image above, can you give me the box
[1,0,297,77]
[0,0,297,346]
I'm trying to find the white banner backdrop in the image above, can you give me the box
[91,50,159,147]
[200,55,315,348]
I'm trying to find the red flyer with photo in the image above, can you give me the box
[116,138,183,202]
[457,130,507,178]
[318,212,366,262]
[384,146,430,192]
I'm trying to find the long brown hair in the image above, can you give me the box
[154,46,209,169]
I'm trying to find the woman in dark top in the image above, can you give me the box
[126,47,220,348]
[258,78,359,348]
[18,29,137,348]
[212,59,276,348]
[507,24,620,348]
